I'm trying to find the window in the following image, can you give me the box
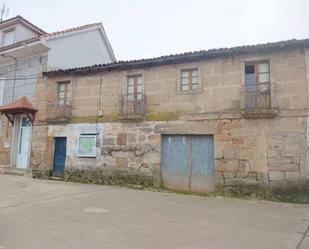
[243,61,271,111]
[78,134,97,157]
[21,116,31,127]
[2,29,15,46]
[245,61,270,86]
[127,75,143,101]
[0,78,5,105]
[180,68,199,91]
[57,81,71,105]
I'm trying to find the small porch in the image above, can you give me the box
[0,96,38,173]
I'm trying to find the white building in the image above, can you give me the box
[0,15,116,171]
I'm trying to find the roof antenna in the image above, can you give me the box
[0,3,9,22]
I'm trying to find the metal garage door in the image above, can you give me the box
[161,135,214,193]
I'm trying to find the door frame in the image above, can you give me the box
[11,114,32,169]
[52,136,67,176]
[160,134,215,192]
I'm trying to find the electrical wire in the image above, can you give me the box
[0,59,46,76]
[0,76,45,80]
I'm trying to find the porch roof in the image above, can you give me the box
[0,96,38,124]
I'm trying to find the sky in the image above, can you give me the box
[4,0,309,60]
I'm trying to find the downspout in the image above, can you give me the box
[304,48,309,178]
[98,72,103,116]
[95,72,103,144]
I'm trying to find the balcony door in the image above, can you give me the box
[127,75,143,114]
[57,81,71,105]
[244,62,270,110]
[48,81,72,120]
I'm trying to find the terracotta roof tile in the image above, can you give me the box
[0,36,41,52]
[0,96,38,113]
[44,38,309,77]
[42,22,101,38]
[0,15,47,34]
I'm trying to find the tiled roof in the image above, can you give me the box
[44,38,309,77]
[0,96,38,113]
[0,21,102,52]
[0,36,41,52]
[0,15,47,34]
[42,22,101,38]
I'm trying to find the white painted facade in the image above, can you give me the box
[47,28,115,70]
[48,123,104,168]
[0,23,38,46]
[0,54,47,104]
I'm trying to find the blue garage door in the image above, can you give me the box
[162,135,214,193]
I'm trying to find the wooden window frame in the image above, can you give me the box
[127,74,143,100]
[57,81,71,104]
[180,68,199,91]
[245,60,270,85]
[177,65,202,94]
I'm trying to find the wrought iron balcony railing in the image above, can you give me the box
[119,94,146,119]
[243,83,271,111]
[241,83,277,117]
[46,100,72,122]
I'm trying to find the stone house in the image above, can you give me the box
[6,38,309,194]
[0,15,116,173]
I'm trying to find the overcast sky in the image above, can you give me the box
[5,0,309,60]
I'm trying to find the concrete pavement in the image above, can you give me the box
[0,174,308,249]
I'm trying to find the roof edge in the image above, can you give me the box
[0,15,47,35]
[43,22,102,39]
[0,22,110,53]
[43,38,309,77]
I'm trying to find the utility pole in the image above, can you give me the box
[0,3,9,22]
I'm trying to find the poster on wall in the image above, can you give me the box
[78,135,96,157]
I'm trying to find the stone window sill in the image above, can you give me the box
[176,89,203,95]
[241,108,278,118]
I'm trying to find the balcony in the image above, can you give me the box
[241,83,277,118]
[46,100,72,122]
[119,94,146,120]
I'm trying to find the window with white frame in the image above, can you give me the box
[78,134,97,157]
[2,29,15,46]
[245,61,270,86]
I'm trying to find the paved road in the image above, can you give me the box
[0,175,308,249]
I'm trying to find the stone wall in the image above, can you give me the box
[215,117,307,189]
[0,116,11,169]
[100,122,161,186]
[267,132,305,182]
[35,117,308,192]
[43,48,308,123]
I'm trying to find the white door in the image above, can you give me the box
[16,117,32,169]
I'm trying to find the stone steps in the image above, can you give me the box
[0,165,9,174]
[4,168,26,176]
[50,176,64,181]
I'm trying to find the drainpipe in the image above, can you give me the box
[1,54,17,101]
